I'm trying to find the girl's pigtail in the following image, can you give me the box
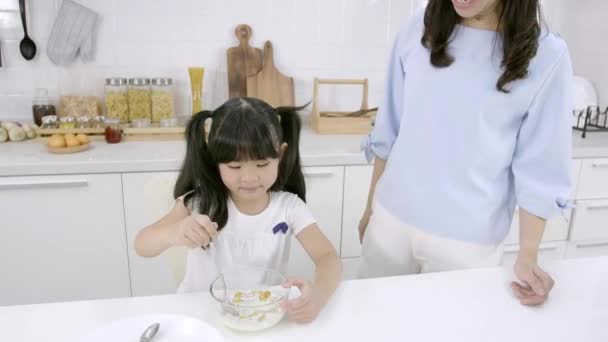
[276,106,306,202]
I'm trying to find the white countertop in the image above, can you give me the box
[1,126,607,177]
[1,257,606,342]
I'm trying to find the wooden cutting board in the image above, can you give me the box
[246,41,295,107]
[226,24,263,99]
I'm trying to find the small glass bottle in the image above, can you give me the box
[59,116,76,129]
[40,115,59,129]
[32,88,57,126]
[104,118,122,144]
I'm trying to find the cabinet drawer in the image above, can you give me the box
[570,199,608,241]
[501,242,566,267]
[577,159,608,199]
[566,240,608,258]
[0,174,131,305]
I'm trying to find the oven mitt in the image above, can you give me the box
[47,0,98,66]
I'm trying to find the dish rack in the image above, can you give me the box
[573,105,608,138]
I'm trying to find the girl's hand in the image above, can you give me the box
[282,278,322,323]
[358,208,372,244]
[511,255,554,306]
[169,214,218,248]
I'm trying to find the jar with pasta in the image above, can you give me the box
[105,78,129,123]
[127,78,151,122]
[151,77,175,123]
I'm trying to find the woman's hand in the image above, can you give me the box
[511,254,554,306]
[282,278,323,323]
[169,214,218,248]
[358,208,372,244]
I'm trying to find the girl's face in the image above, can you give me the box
[217,143,287,202]
[218,158,280,201]
[451,0,501,26]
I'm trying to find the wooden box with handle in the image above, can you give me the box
[311,78,377,134]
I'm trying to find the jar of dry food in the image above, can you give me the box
[127,78,151,122]
[105,78,129,123]
[151,77,175,123]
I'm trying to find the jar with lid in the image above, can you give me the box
[40,115,59,129]
[104,118,122,144]
[76,115,91,129]
[32,88,57,126]
[91,115,106,129]
[59,116,76,129]
[127,78,151,122]
[105,78,129,123]
[151,77,175,123]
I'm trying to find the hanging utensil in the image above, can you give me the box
[18,0,36,60]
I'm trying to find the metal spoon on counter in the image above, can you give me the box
[18,0,36,60]
[140,323,160,342]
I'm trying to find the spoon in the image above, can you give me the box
[139,323,160,342]
[18,0,36,60]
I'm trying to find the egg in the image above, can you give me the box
[76,133,89,145]
[64,133,76,141]
[48,135,66,148]
[65,136,80,147]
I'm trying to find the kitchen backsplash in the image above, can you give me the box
[0,0,605,121]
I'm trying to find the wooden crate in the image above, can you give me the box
[311,78,376,134]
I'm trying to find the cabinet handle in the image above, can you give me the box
[503,243,560,254]
[303,169,335,178]
[574,241,608,249]
[591,162,608,168]
[587,205,608,211]
[0,178,89,190]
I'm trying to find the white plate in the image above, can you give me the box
[74,314,224,342]
[573,75,598,110]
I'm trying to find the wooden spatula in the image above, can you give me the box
[227,24,263,99]
[246,41,295,108]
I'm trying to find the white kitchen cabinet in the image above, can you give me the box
[122,172,180,296]
[341,165,373,258]
[577,158,608,199]
[501,242,567,267]
[288,167,344,279]
[342,257,361,280]
[0,174,131,305]
[566,240,608,259]
[569,199,608,242]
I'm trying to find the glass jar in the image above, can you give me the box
[76,116,91,129]
[59,116,76,129]
[91,115,106,129]
[105,78,129,123]
[32,88,57,126]
[151,77,175,123]
[131,118,151,128]
[104,118,122,144]
[127,78,151,122]
[40,115,59,129]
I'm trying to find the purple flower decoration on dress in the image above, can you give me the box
[272,222,289,235]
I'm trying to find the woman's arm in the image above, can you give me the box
[134,200,217,257]
[359,157,387,242]
[284,224,342,323]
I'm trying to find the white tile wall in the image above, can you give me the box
[0,0,605,121]
[0,0,416,120]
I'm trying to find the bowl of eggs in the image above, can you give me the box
[47,133,90,154]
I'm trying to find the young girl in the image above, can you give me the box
[359,0,571,306]
[135,97,342,323]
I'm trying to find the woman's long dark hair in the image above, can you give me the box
[174,97,306,230]
[421,0,541,92]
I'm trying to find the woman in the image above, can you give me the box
[359,0,572,306]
